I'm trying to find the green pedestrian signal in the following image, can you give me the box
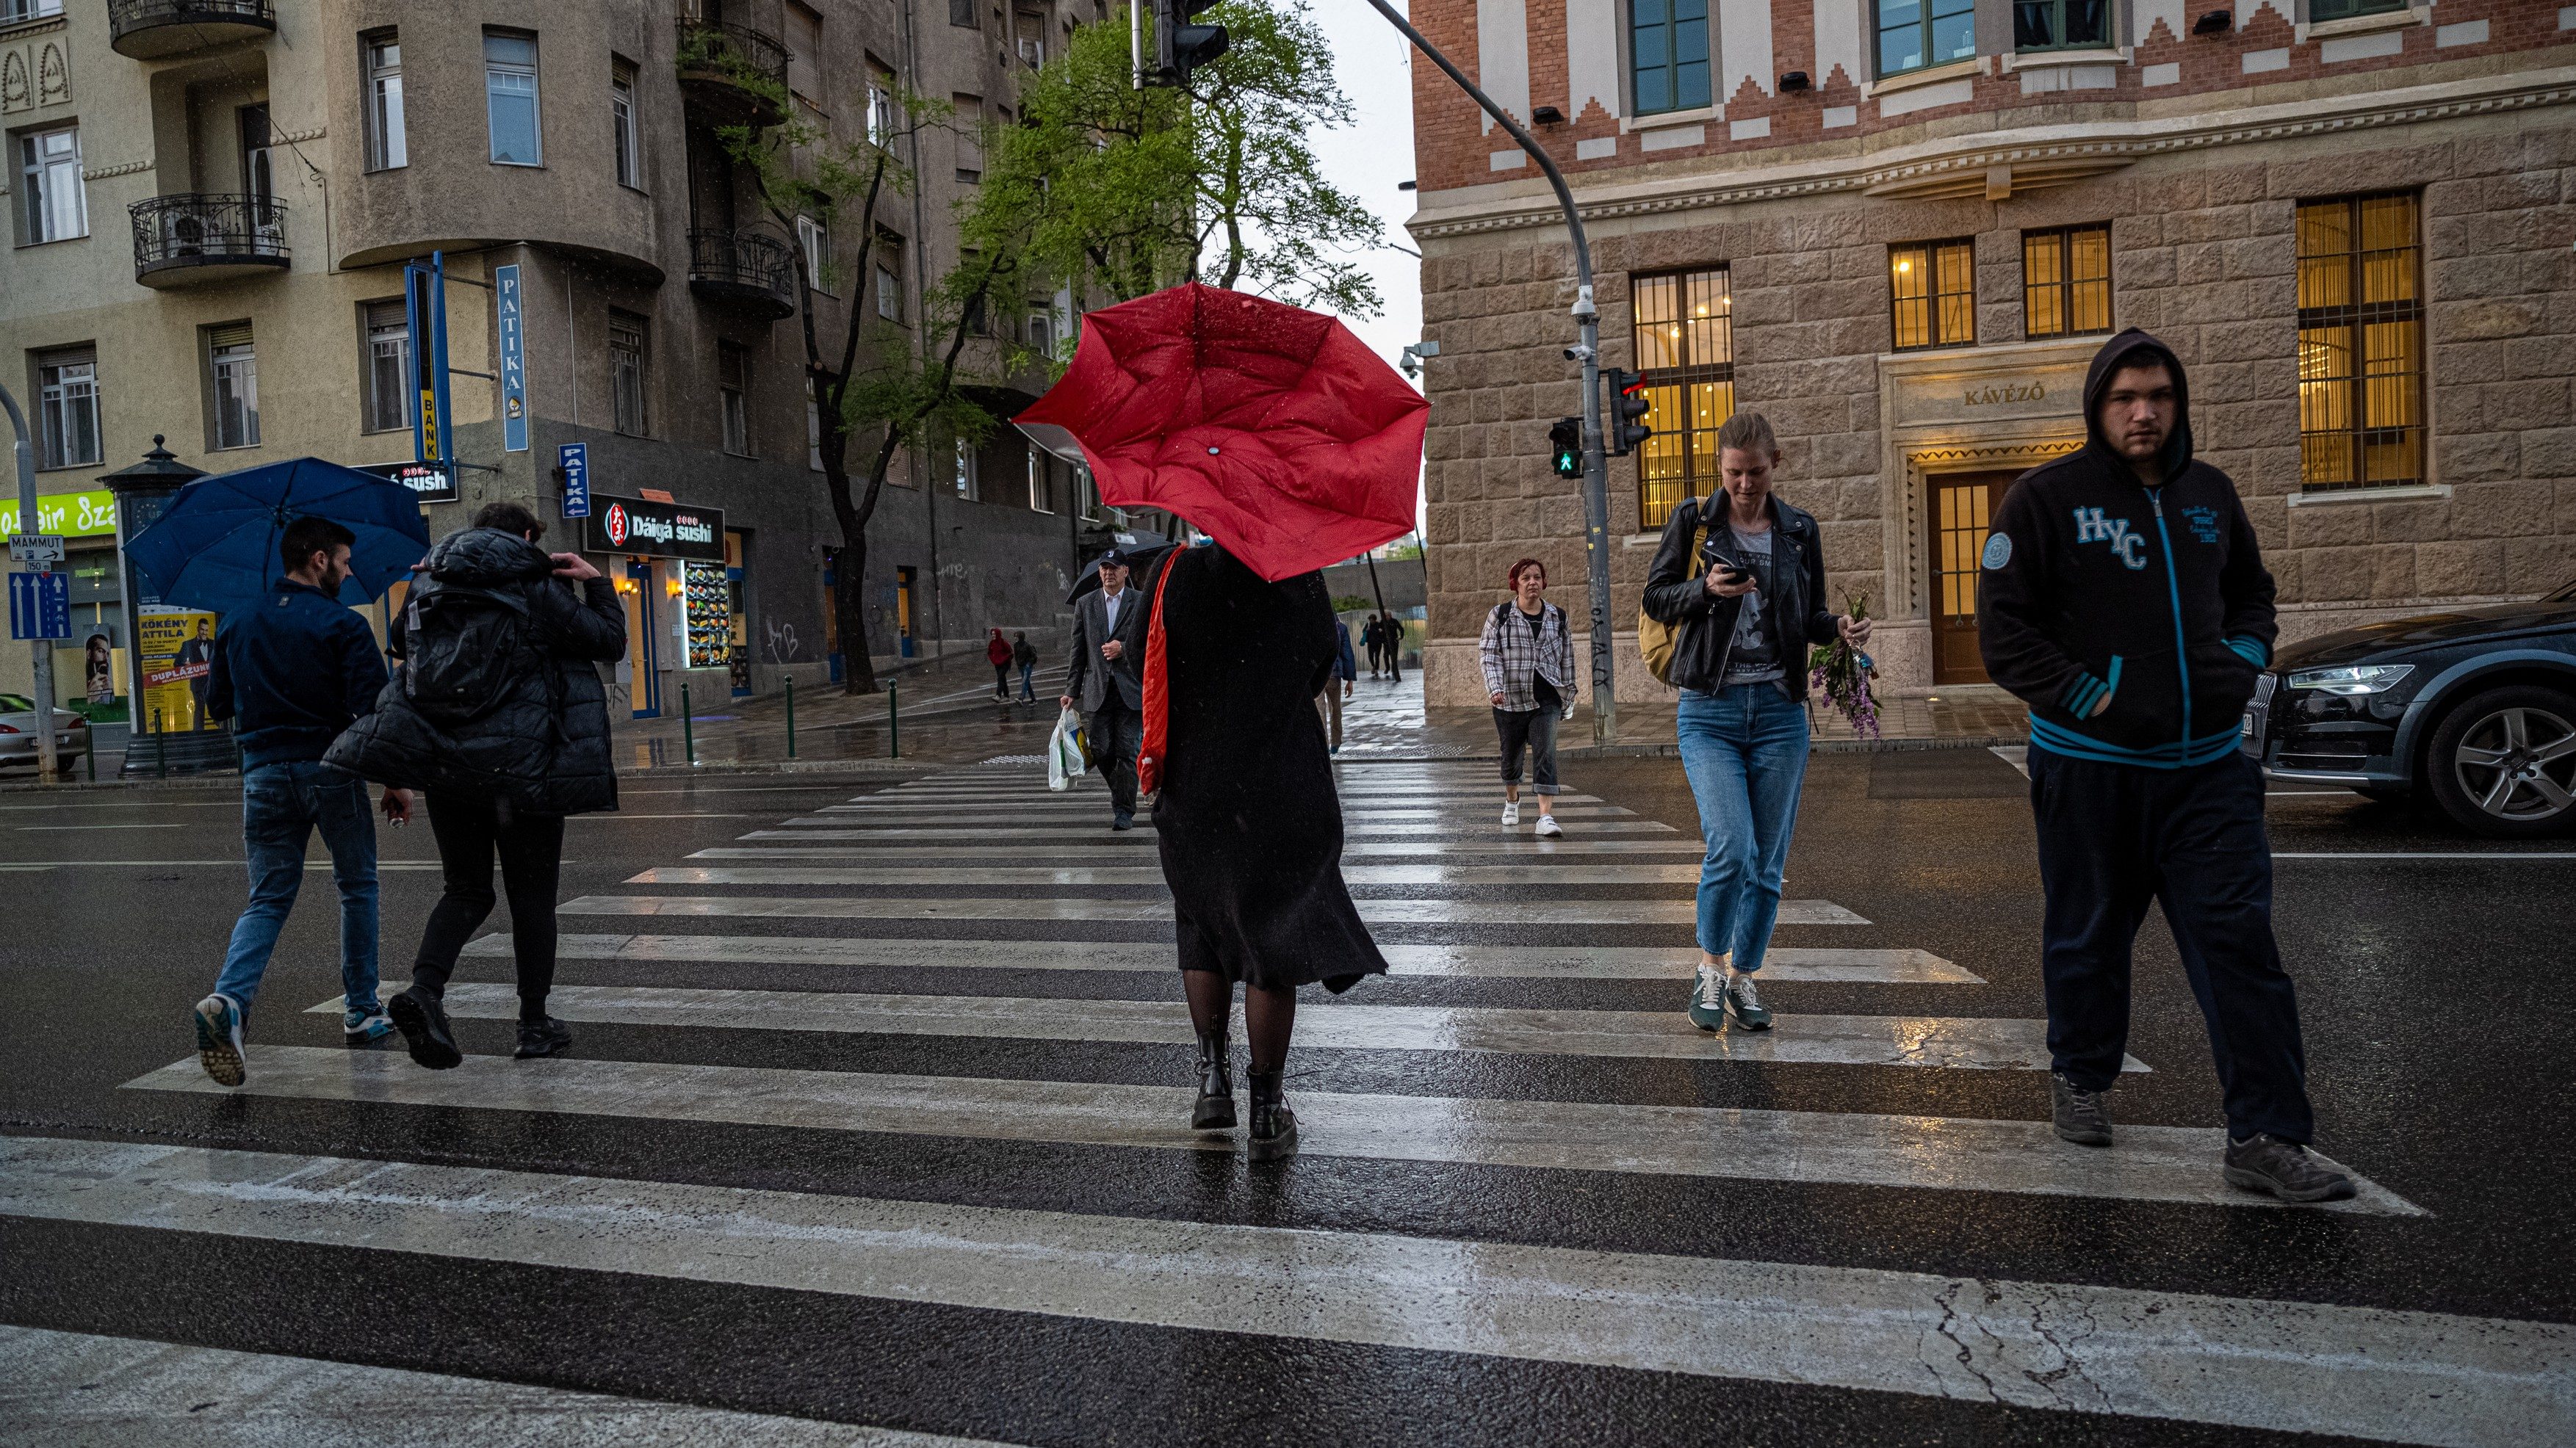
[1548,416,1583,478]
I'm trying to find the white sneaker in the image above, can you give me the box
[1501,800,1520,826]
[1534,814,1562,837]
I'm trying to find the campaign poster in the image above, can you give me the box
[137,607,220,733]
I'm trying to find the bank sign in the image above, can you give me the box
[585,493,724,561]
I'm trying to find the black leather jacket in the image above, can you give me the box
[1641,493,1839,699]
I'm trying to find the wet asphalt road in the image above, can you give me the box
[0,747,2571,1446]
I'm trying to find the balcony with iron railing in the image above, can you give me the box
[107,0,275,59]
[130,193,289,287]
[674,17,789,128]
[687,228,796,319]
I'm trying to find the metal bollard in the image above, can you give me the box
[154,709,167,779]
[784,676,797,759]
[888,683,899,759]
[680,682,696,767]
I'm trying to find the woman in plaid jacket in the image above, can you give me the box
[1479,557,1574,836]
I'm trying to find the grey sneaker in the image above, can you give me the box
[194,993,246,1087]
[2051,1073,2113,1146]
[1722,973,1771,1031]
[344,1005,394,1043]
[2223,1134,2357,1203]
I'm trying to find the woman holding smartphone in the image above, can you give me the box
[1641,413,1871,1033]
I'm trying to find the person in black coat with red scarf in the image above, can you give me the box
[1136,540,1388,1161]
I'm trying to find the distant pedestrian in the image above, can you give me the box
[1360,615,1384,678]
[1011,630,1038,702]
[192,517,414,1087]
[1316,615,1357,753]
[986,628,1013,700]
[1979,328,2352,1203]
[1143,542,1388,1161]
[1642,413,1870,1035]
[1061,548,1149,829]
[1480,557,1571,836]
[327,502,627,1069]
[1379,612,1404,681]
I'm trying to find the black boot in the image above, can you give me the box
[1191,1029,1235,1129]
[1246,1069,1297,1162]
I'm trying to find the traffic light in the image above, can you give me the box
[1548,416,1583,478]
[1149,0,1230,88]
[1606,369,1653,457]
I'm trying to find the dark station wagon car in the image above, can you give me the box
[2246,579,2576,837]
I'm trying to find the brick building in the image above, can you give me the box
[1405,0,2576,705]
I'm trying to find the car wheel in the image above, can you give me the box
[2423,685,2576,838]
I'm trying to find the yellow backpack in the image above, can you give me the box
[1637,502,1708,687]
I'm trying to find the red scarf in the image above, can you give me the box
[1135,551,1180,796]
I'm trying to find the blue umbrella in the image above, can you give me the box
[126,457,433,616]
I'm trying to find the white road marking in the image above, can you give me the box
[309,985,2090,1069]
[629,864,1717,887]
[800,806,1642,822]
[687,840,1711,860]
[13,823,185,830]
[126,1047,2406,1212]
[2273,852,2576,860]
[480,933,1981,982]
[1989,745,2030,778]
[579,813,757,819]
[741,821,1689,839]
[7,1138,2544,1445]
[560,894,1866,926]
[0,1324,1012,1447]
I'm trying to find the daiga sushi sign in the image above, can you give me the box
[584,493,725,561]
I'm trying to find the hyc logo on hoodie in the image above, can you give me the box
[2071,507,2147,570]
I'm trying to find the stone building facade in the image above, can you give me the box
[1407,0,2576,705]
[1,0,1111,720]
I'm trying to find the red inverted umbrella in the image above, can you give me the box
[1016,282,1426,581]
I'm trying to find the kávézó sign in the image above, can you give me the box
[586,493,724,561]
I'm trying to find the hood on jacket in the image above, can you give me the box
[425,526,555,587]
[2080,327,2194,485]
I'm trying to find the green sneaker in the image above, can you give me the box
[1686,965,1728,1031]
[1723,972,1772,1031]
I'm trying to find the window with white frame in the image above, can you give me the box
[363,299,411,433]
[719,341,751,456]
[610,311,649,436]
[35,347,100,471]
[867,65,898,145]
[485,30,542,166]
[612,66,641,188]
[1,1,65,22]
[18,125,85,245]
[807,377,824,471]
[953,435,978,501]
[364,33,407,170]
[953,93,983,184]
[796,214,832,294]
[1026,310,1053,355]
[207,323,260,450]
[1027,449,1052,513]
[1877,0,1977,76]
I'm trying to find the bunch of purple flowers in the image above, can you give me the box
[1807,592,1880,741]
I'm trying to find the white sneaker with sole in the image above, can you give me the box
[1534,815,1562,837]
[1501,800,1520,826]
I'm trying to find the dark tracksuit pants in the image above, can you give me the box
[411,791,566,1023]
[1089,696,1142,817]
[2028,747,2315,1144]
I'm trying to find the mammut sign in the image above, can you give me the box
[1965,381,2047,407]
[585,493,724,561]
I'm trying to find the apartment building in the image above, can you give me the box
[0,0,1102,720]
[1406,0,2576,703]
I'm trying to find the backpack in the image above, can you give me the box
[1637,502,1708,687]
[402,582,533,725]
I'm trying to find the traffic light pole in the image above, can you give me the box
[1358,0,1616,745]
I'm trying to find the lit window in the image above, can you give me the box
[208,324,260,451]
[486,31,542,166]
[1628,267,1734,530]
[363,300,411,433]
[612,68,642,189]
[1890,239,1974,351]
[1877,0,1976,77]
[1631,0,1711,115]
[35,348,99,471]
[2022,225,2112,339]
[365,34,406,170]
[18,125,85,245]
[2297,192,2425,493]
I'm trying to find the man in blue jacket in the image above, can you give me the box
[192,516,413,1087]
[1980,328,2352,1203]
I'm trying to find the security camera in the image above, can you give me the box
[1564,344,1597,363]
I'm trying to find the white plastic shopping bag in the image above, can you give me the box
[1047,706,1089,791]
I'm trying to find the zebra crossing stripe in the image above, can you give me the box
[561,894,1865,926]
[688,840,1711,860]
[628,864,1716,887]
[799,806,1642,822]
[740,821,1689,840]
[0,1325,1010,1448]
[5,1137,2543,1445]
[480,934,1980,982]
[308,985,2102,1070]
[122,1047,2409,1213]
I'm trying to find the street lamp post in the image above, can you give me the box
[1,383,60,782]
[1357,0,1617,746]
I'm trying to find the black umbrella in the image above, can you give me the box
[1064,535,1180,605]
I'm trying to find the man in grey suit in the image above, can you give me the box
[1061,549,1150,829]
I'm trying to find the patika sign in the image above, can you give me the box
[584,493,724,561]
[0,489,118,538]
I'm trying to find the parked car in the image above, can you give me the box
[2246,579,2576,836]
[0,694,89,773]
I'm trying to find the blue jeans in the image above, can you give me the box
[213,761,380,1019]
[1017,662,1036,701]
[1675,684,1811,973]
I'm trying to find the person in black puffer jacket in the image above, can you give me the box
[327,502,625,1068]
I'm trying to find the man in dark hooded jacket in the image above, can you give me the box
[1980,328,2352,1203]
[329,501,624,1068]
